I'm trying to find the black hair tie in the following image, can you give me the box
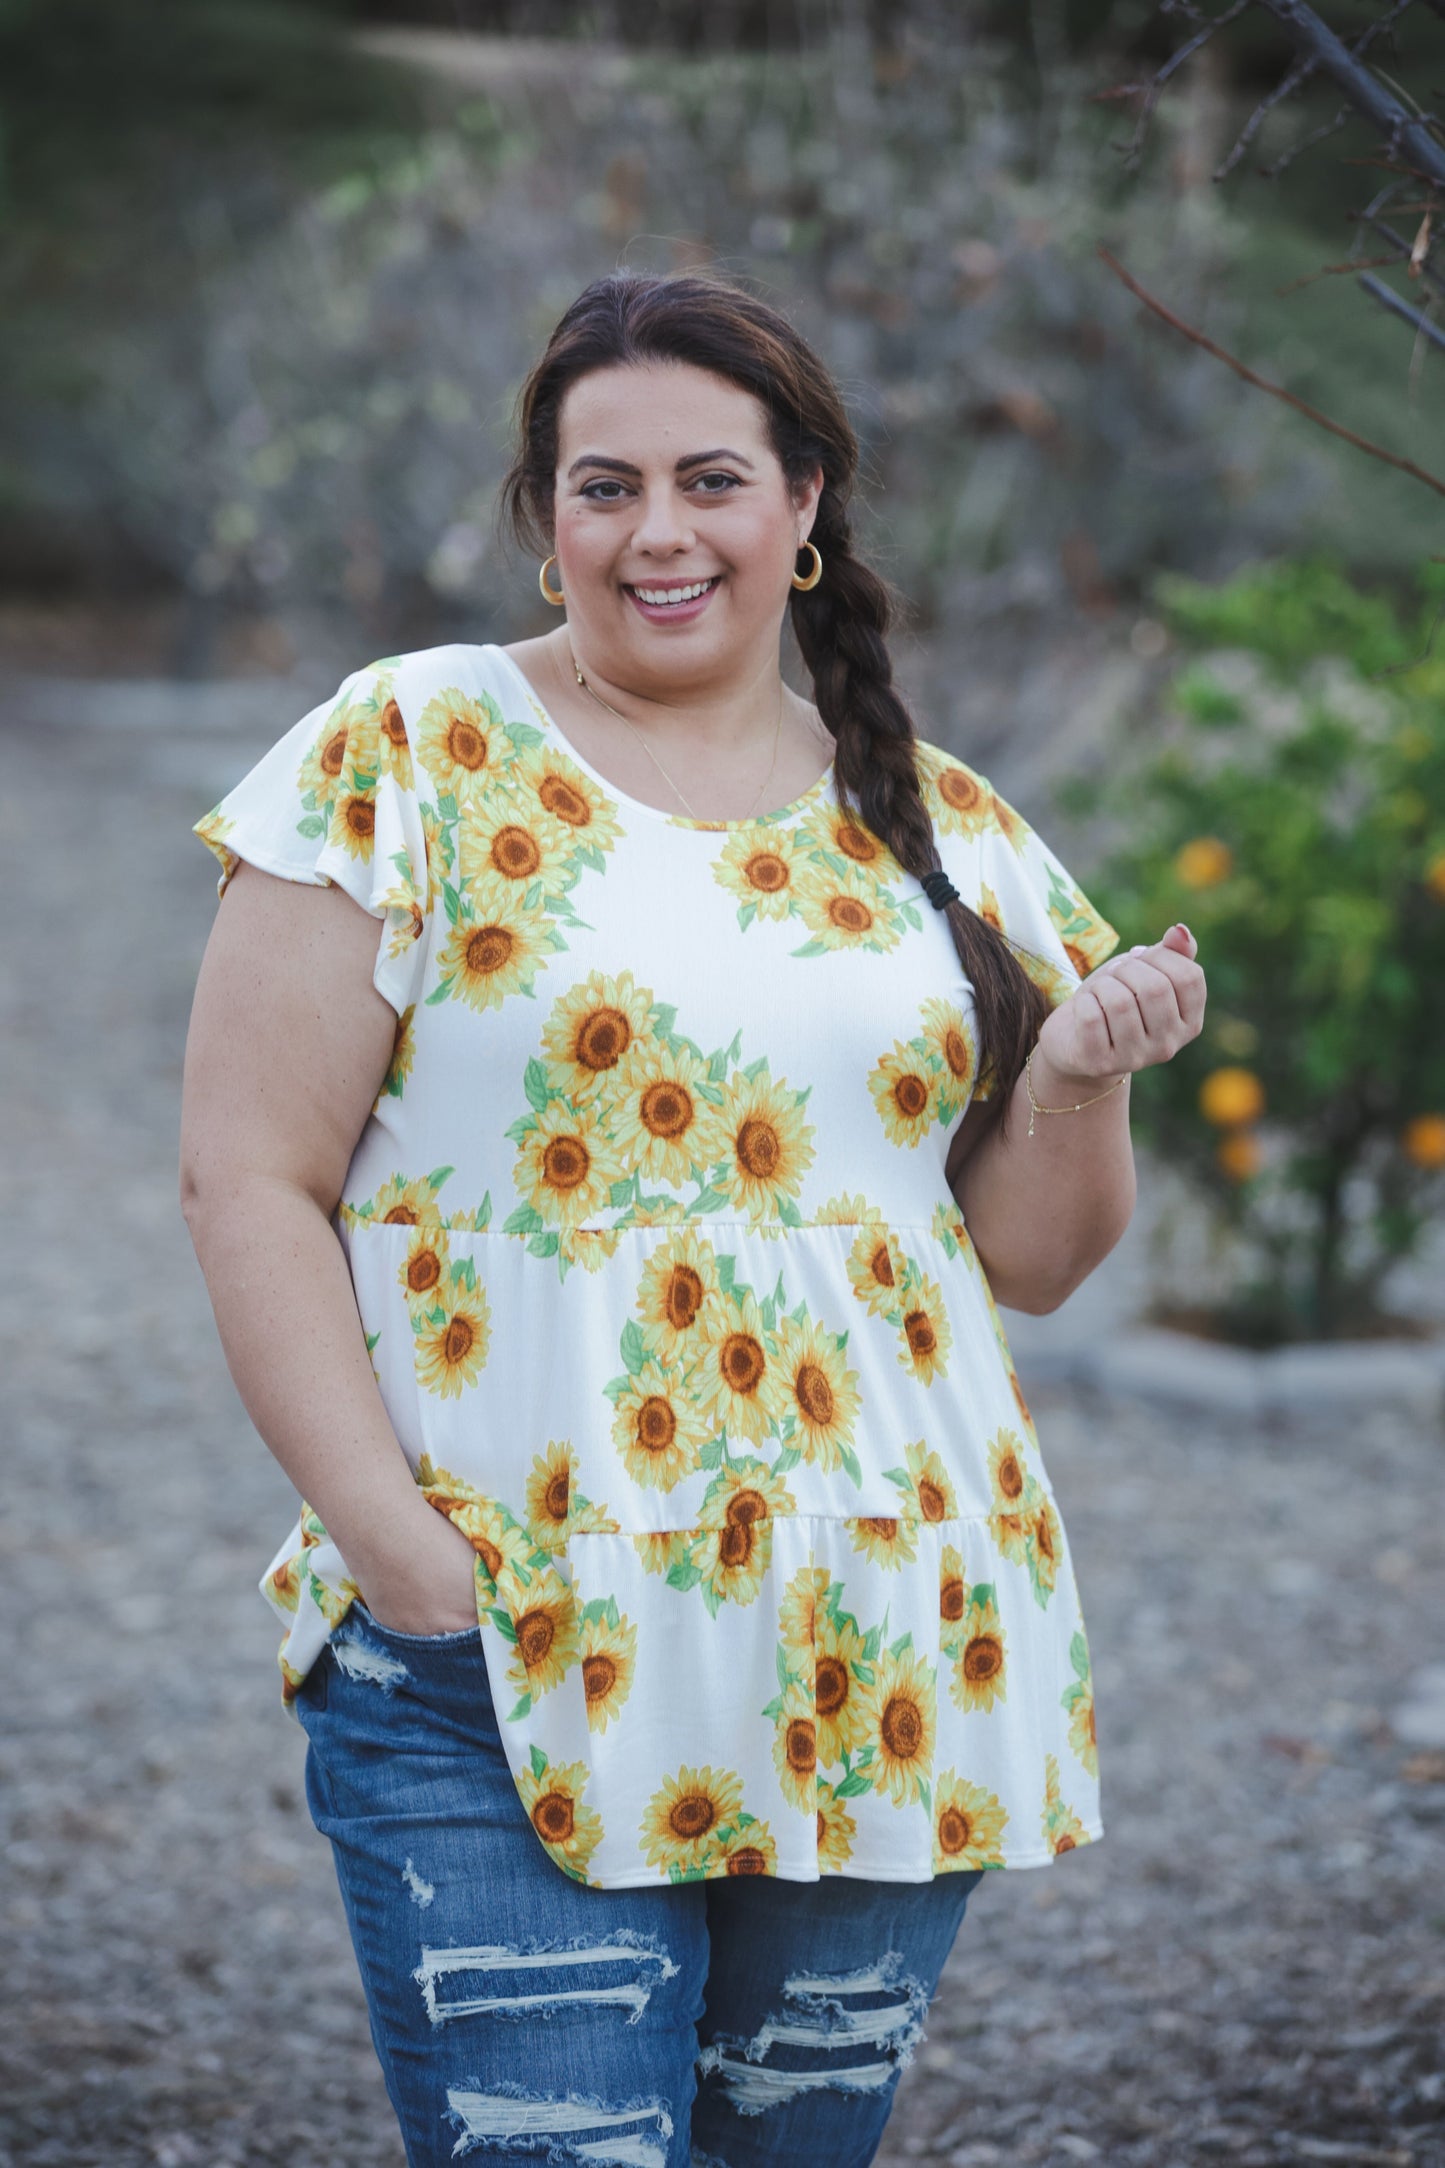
[921,870,960,912]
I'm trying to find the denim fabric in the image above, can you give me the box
[297,1605,984,2168]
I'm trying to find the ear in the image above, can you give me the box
[792,464,826,541]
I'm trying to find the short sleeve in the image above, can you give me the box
[193,662,431,1017]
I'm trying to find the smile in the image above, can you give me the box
[624,576,721,613]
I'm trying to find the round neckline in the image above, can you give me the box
[485,643,836,832]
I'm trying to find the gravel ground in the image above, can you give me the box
[3,695,1443,2168]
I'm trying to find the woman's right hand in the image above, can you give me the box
[352,1499,482,1637]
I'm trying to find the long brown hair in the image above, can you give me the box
[499,269,1051,1138]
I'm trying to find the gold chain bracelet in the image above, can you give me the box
[1024,1048,1129,1138]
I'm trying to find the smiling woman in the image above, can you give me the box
[179,269,1193,2168]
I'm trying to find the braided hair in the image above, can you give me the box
[500,269,1052,1138]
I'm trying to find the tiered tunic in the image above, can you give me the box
[194,640,1120,1890]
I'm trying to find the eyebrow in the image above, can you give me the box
[566,448,756,480]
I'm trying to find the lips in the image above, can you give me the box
[623,575,722,625]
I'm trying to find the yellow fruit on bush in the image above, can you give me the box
[1401,1114,1445,1170]
[1424,851,1445,903]
[1174,836,1234,888]
[1216,1132,1262,1182]
[1199,1066,1265,1127]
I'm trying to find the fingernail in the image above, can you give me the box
[1174,922,1192,938]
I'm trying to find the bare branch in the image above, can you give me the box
[1353,212,1445,301]
[1096,244,1445,499]
[1112,0,1253,172]
[1357,268,1445,351]
[1256,0,1445,189]
[1216,54,1317,181]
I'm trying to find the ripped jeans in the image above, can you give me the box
[296,1604,983,2168]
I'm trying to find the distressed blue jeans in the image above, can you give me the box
[296,1604,984,2168]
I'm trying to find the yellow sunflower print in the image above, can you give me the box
[919,996,978,1119]
[541,970,655,1103]
[458,783,571,900]
[297,698,377,810]
[692,1289,784,1447]
[714,826,804,921]
[897,1270,952,1386]
[397,1220,450,1311]
[804,804,898,879]
[933,1772,1009,1871]
[866,1645,937,1807]
[951,1587,1008,1714]
[503,1566,578,1702]
[869,1042,938,1148]
[1026,1493,1064,1605]
[509,742,624,860]
[903,1438,958,1524]
[415,1459,537,1596]
[815,1192,868,1226]
[633,1530,692,1578]
[612,1039,719,1189]
[640,1765,745,1877]
[516,1752,604,1882]
[794,860,902,953]
[813,1609,871,1766]
[437,887,556,1014]
[1063,1631,1098,1776]
[846,1219,906,1322]
[415,687,500,801]
[558,1225,624,1275]
[718,1067,816,1224]
[816,1781,857,1872]
[987,1428,1031,1516]
[691,1459,789,1609]
[777,1566,832,1659]
[1042,1753,1092,1855]
[612,1362,710,1492]
[772,1313,861,1472]
[375,692,414,791]
[849,1515,920,1573]
[939,1543,968,1647]
[366,1173,447,1228]
[579,1604,637,1735]
[772,1685,818,1812]
[379,1004,417,1100]
[719,1819,780,1876]
[524,1440,577,1552]
[635,1228,722,1366]
[515,1099,623,1230]
[412,1264,491,1399]
[327,779,378,865]
[920,751,995,841]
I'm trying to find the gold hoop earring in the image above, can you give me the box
[538,554,565,606]
[791,541,823,592]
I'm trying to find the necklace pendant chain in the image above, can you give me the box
[567,643,784,823]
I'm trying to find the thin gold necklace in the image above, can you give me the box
[561,640,784,823]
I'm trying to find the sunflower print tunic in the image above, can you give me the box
[194,642,1119,1889]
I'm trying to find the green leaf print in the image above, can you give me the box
[860,1624,884,1662]
[889,1630,915,1659]
[737,903,756,930]
[1070,1631,1091,1680]
[900,901,923,931]
[506,720,545,751]
[690,1185,729,1216]
[442,882,463,926]
[503,1203,543,1235]
[837,1444,864,1488]
[666,1557,703,1595]
[716,1254,737,1294]
[790,939,828,959]
[776,1195,804,1229]
[620,1320,647,1376]
[917,1779,932,1815]
[699,1435,725,1471]
[706,1047,730,1084]
[653,1002,677,1036]
[527,1233,559,1258]
[835,1769,872,1800]
[772,1446,801,1475]
[295,814,326,840]
[761,1692,786,1722]
[524,1058,551,1112]
[529,1743,548,1780]
[609,1178,636,1209]
[491,1608,518,1642]
[508,1694,533,1722]
[740,1054,770,1083]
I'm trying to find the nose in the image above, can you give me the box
[630,482,696,559]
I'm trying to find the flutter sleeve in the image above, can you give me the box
[192,661,431,1017]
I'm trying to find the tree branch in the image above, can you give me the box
[1096,244,1445,498]
[1356,268,1445,351]
[1256,0,1445,189]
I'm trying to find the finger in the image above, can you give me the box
[1107,947,1206,1029]
[1091,956,1204,1048]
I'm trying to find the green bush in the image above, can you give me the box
[1058,556,1445,1346]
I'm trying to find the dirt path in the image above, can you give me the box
[2,693,1441,2167]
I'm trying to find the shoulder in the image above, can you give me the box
[911,736,1031,853]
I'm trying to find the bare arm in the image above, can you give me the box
[179,862,477,1633]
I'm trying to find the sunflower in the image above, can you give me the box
[846,1219,906,1322]
[769,1313,861,1471]
[718,1067,816,1224]
[416,1468,535,1595]
[777,1566,832,1658]
[412,1266,491,1398]
[1063,1667,1098,1778]
[503,1567,579,1701]
[635,1229,722,1366]
[437,888,555,1014]
[713,827,804,921]
[904,1439,958,1524]
[634,1530,693,1578]
[719,1817,779,1876]
[952,1588,1007,1713]
[509,742,624,861]
[327,780,378,864]
[897,1271,952,1386]
[397,1220,450,1310]
[866,1647,937,1807]
[515,1099,622,1229]
[692,1460,790,1609]
[771,1685,818,1812]
[919,997,978,1119]
[921,753,994,841]
[813,1609,871,1766]
[849,1516,919,1572]
[458,784,571,899]
[612,1362,710,1492]
[515,1756,604,1881]
[262,1547,303,1615]
[579,1608,637,1734]
[380,1004,417,1099]
[869,1043,937,1149]
[816,1781,858,1872]
[990,1511,1030,1570]
[1007,1364,1035,1435]
[611,1040,719,1189]
[794,860,902,953]
[540,971,655,1103]
[932,1772,1008,1872]
[524,1440,577,1552]
[415,687,500,801]
[368,1173,445,1228]
[804,805,896,877]
[558,1225,624,1274]
[815,1192,869,1227]
[987,1429,1030,1515]
[1042,1753,1092,1856]
[375,693,414,791]
[989,789,1032,855]
[692,1290,784,1447]
[640,1765,745,1876]
[939,1543,968,1647]
[420,804,451,913]
[297,700,377,810]
[1025,1494,1063,1605]
[698,1458,794,1530]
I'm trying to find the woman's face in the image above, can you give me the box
[549,360,823,695]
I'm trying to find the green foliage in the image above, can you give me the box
[1064,556,1445,1344]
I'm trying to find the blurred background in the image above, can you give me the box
[3,3,1444,2163]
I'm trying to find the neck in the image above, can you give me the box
[555,630,787,753]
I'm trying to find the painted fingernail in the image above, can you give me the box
[1174,922,1192,938]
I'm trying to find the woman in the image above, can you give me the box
[180,270,1203,2168]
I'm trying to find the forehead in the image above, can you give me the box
[555,361,773,466]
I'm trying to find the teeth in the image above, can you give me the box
[632,580,714,605]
